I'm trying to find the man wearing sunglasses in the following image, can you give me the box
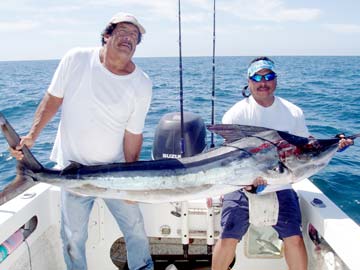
[212,56,309,270]
[212,57,353,270]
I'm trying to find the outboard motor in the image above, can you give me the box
[152,111,208,262]
[152,111,206,159]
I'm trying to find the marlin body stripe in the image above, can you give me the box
[0,113,358,203]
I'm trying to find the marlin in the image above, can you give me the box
[0,112,358,203]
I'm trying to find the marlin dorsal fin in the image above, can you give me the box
[207,124,273,143]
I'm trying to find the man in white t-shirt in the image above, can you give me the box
[10,12,153,270]
[212,57,353,270]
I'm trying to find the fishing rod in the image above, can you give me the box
[210,0,216,148]
[178,0,185,157]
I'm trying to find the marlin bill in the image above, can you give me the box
[0,112,358,203]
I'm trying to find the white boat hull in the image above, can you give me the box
[0,179,359,270]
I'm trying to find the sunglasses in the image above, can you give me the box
[249,72,277,82]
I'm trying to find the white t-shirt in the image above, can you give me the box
[48,47,152,168]
[222,95,310,191]
[222,95,309,137]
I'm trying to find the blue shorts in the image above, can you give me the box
[220,189,302,240]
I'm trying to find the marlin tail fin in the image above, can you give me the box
[0,112,43,172]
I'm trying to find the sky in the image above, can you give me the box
[1,0,360,61]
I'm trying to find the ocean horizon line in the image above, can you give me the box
[1,54,360,63]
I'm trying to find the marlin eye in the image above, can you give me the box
[271,161,286,173]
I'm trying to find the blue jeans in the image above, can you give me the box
[60,190,153,270]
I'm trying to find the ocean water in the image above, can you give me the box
[0,56,359,224]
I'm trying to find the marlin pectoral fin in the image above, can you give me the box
[277,131,310,146]
[207,124,273,143]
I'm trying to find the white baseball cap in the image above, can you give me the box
[108,12,145,34]
[247,59,276,77]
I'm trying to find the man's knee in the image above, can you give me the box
[283,235,305,250]
[213,238,239,259]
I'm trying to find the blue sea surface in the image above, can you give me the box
[0,56,359,223]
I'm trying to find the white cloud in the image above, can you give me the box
[275,8,320,22]
[0,20,39,32]
[219,0,321,23]
[250,24,284,31]
[87,0,178,20]
[182,13,208,23]
[324,23,360,34]
[86,0,213,23]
